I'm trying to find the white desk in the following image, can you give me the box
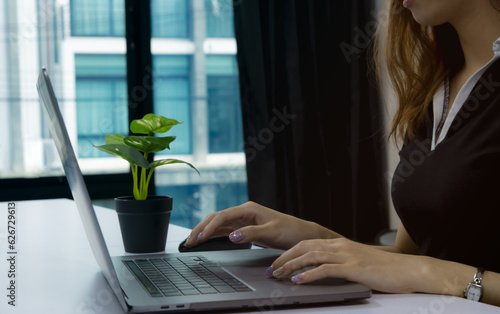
[0,199,498,314]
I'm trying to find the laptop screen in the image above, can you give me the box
[36,68,128,311]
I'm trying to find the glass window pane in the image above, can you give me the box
[151,0,247,229]
[151,0,189,38]
[0,0,127,180]
[206,55,243,153]
[205,0,235,38]
[153,55,191,155]
[71,0,125,37]
[75,54,128,158]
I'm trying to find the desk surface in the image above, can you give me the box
[0,199,498,314]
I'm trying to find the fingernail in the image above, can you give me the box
[185,235,191,246]
[196,232,203,243]
[265,266,274,277]
[291,274,303,283]
[229,230,243,242]
[272,267,283,277]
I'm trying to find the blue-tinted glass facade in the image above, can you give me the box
[71,0,125,36]
[71,0,190,38]
[206,55,243,153]
[205,0,235,38]
[157,182,248,229]
[157,184,199,228]
[215,182,247,211]
[75,54,128,158]
[151,0,190,38]
[71,0,234,38]
[153,55,191,154]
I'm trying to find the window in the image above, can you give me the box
[205,0,235,38]
[151,0,190,38]
[71,0,125,37]
[1,0,248,229]
[206,55,242,153]
[153,55,191,154]
[151,0,247,228]
[0,0,128,184]
[75,54,128,158]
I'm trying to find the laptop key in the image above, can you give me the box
[163,291,182,297]
[193,283,212,289]
[162,290,181,296]
[210,280,227,285]
[214,285,235,293]
[157,285,176,291]
[197,287,218,294]
[161,287,180,292]
[223,278,242,285]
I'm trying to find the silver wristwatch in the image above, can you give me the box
[464,268,484,301]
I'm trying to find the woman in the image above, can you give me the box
[185,0,500,306]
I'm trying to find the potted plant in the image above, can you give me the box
[94,113,199,253]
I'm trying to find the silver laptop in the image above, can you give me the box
[36,67,371,313]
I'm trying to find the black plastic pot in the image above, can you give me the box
[114,196,172,253]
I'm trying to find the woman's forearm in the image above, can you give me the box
[417,256,500,307]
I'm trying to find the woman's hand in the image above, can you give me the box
[186,205,500,306]
[185,201,340,250]
[267,236,500,307]
[268,237,434,294]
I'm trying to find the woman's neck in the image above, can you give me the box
[450,4,500,70]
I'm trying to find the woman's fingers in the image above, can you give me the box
[267,238,354,281]
[290,264,347,284]
[191,222,280,248]
[271,239,336,269]
[228,223,280,245]
[271,250,345,279]
[185,201,312,249]
[185,202,258,246]
[185,212,217,246]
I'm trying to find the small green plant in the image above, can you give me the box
[94,113,199,200]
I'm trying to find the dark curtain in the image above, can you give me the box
[234,0,388,243]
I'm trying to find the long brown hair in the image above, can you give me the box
[377,0,500,143]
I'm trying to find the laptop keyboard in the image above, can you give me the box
[123,256,252,297]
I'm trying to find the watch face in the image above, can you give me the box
[466,284,482,301]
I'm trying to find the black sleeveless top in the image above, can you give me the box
[392,58,500,273]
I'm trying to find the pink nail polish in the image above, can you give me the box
[229,230,243,242]
[291,274,303,283]
[196,232,203,243]
[265,266,274,277]
[273,267,283,277]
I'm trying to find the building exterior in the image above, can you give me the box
[0,0,248,228]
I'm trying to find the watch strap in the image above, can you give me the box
[473,268,484,285]
[464,267,484,301]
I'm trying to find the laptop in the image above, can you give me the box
[36,67,371,313]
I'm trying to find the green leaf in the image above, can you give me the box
[124,136,176,154]
[149,158,200,175]
[130,113,183,134]
[105,134,126,145]
[93,144,150,169]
